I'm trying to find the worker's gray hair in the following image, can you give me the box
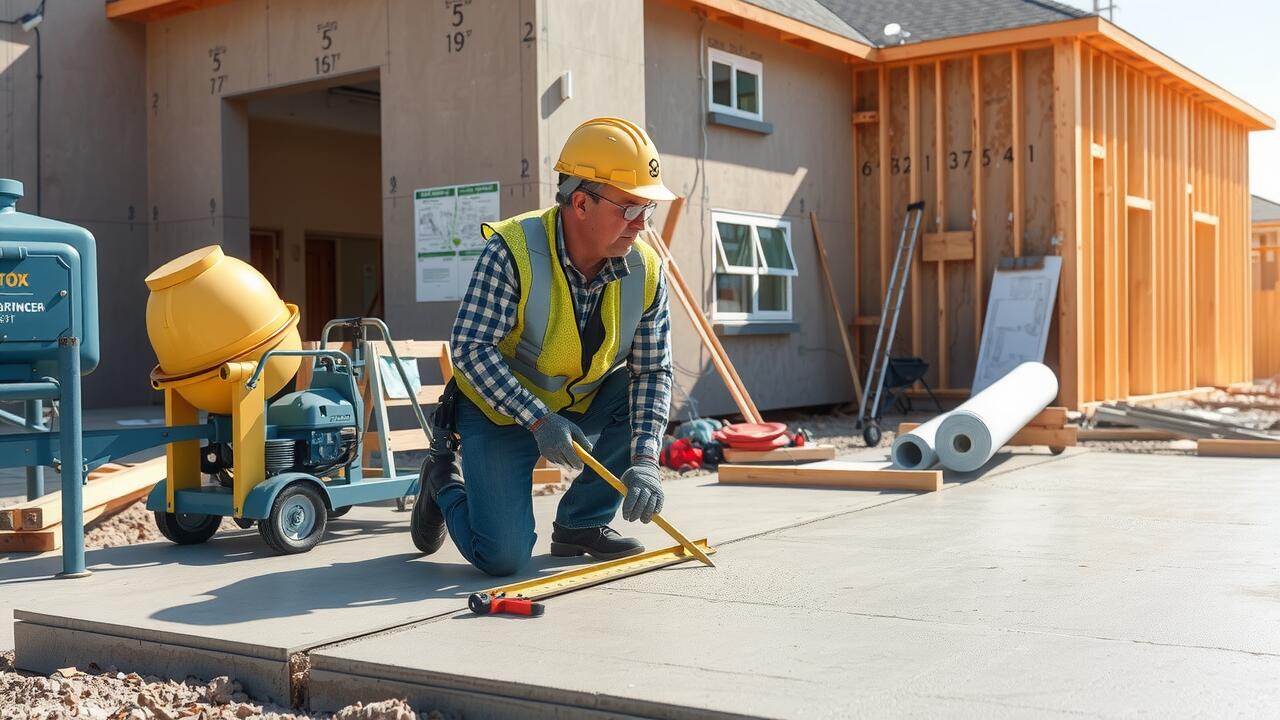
[556,174,606,208]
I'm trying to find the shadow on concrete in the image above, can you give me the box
[148,550,594,626]
[0,515,415,584]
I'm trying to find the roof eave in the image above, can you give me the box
[662,0,877,61]
[875,16,1273,131]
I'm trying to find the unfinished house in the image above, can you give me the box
[0,0,1271,415]
[650,0,1272,414]
[1252,195,1280,378]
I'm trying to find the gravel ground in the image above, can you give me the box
[10,398,1279,717]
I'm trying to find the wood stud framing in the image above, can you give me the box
[847,36,1260,409]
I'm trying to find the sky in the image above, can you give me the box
[1060,0,1280,203]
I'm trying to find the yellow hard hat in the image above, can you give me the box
[554,117,677,202]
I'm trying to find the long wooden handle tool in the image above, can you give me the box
[572,441,716,568]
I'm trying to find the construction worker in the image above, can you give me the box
[413,117,676,577]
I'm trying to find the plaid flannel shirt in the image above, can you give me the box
[451,213,672,463]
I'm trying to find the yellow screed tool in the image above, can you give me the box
[572,441,716,568]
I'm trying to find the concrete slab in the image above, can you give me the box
[307,450,1280,718]
[3,460,925,704]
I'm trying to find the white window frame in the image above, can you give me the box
[707,48,764,122]
[711,210,796,322]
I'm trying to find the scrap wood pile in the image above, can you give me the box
[0,457,166,553]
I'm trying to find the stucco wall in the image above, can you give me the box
[0,0,149,407]
[644,3,856,419]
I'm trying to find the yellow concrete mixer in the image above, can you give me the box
[141,245,435,553]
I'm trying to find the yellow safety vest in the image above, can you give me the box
[454,206,661,425]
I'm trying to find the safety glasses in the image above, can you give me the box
[580,188,657,223]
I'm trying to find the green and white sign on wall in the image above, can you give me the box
[414,181,499,302]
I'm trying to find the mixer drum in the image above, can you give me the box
[145,245,301,415]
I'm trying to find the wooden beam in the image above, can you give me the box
[877,18,1099,63]
[1078,428,1185,441]
[909,65,922,357]
[1054,39,1084,410]
[923,232,975,262]
[1125,195,1154,211]
[1012,49,1024,257]
[720,445,837,463]
[851,68,862,368]
[853,111,878,125]
[811,212,864,406]
[1196,439,1280,458]
[971,54,985,356]
[12,458,166,531]
[717,463,942,492]
[660,195,686,248]
[878,66,891,301]
[935,61,949,389]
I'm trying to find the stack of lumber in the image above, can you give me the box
[0,457,166,552]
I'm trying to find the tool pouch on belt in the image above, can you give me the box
[429,378,461,452]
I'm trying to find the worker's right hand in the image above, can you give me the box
[530,413,591,470]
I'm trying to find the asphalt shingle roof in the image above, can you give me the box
[746,0,1091,47]
[1253,195,1280,223]
[748,0,874,44]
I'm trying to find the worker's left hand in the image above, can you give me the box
[620,460,664,523]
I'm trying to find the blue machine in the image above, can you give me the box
[0,178,434,575]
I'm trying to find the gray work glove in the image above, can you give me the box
[530,413,591,470]
[620,460,664,523]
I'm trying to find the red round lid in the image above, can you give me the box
[719,422,789,443]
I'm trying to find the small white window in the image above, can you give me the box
[708,48,763,121]
[712,211,796,322]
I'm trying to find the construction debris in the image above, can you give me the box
[1092,402,1278,440]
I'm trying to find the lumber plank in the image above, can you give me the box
[810,212,863,406]
[717,464,941,492]
[1078,428,1184,440]
[0,528,58,553]
[0,462,141,530]
[922,231,975,262]
[720,445,837,464]
[1196,439,1280,458]
[533,468,563,485]
[18,458,166,530]
[1006,426,1078,447]
[897,422,1076,448]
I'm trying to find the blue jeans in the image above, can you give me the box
[435,369,633,576]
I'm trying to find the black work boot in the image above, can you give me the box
[411,449,462,555]
[549,522,644,560]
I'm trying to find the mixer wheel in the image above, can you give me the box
[154,511,221,545]
[259,482,328,554]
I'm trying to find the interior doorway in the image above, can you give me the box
[303,233,383,340]
[245,75,383,340]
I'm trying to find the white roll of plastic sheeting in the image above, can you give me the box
[935,362,1058,472]
[890,412,952,470]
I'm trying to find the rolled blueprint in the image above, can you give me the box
[935,362,1058,472]
[890,412,952,470]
